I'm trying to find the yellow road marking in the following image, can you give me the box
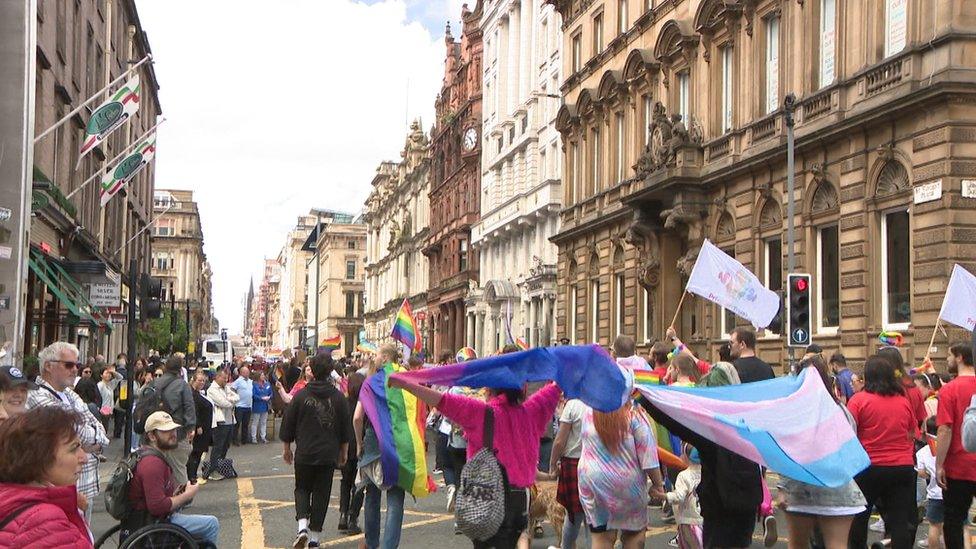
[318,514,455,547]
[237,477,266,549]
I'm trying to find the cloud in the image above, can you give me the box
[136,0,457,335]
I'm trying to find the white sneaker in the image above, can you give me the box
[869,518,885,533]
[446,485,457,512]
[293,529,308,549]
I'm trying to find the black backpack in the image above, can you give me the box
[103,447,164,521]
[132,376,176,435]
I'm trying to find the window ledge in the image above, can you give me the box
[882,323,911,333]
[816,327,839,336]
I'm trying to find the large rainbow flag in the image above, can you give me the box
[358,362,435,497]
[391,346,869,488]
[320,335,341,350]
[390,299,422,352]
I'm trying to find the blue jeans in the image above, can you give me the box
[364,483,404,549]
[170,513,219,545]
[561,511,590,549]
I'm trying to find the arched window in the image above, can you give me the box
[876,159,910,195]
[716,211,735,242]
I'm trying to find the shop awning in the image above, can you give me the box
[28,248,109,329]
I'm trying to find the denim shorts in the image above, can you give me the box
[926,499,944,524]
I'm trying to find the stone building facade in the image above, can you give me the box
[311,220,367,356]
[364,121,432,346]
[549,0,976,370]
[424,5,485,355]
[275,213,317,350]
[27,0,161,360]
[467,0,564,353]
[149,189,215,344]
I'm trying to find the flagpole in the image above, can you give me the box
[669,291,689,331]
[34,54,152,144]
[923,317,941,360]
[65,118,165,200]
[114,202,172,255]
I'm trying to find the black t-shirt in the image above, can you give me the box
[733,356,775,383]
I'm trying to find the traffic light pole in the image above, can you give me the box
[784,93,797,371]
[124,258,137,457]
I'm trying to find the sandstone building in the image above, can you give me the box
[364,121,432,346]
[307,215,366,356]
[424,6,485,355]
[548,0,976,369]
[150,189,215,344]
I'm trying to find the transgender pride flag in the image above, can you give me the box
[636,368,870,488]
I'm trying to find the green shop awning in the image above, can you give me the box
[28,248,109,329]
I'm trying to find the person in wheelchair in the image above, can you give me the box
[127,411,219,546]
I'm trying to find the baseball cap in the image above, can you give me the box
[144,411,181,433]
[0,366,36,389]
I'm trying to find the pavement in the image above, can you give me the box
[89,417,969,548]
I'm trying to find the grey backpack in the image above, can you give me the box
[455,408,508,541]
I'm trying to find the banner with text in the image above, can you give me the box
[78,75,141,167]
[686,239,780,329]
[938,264,976,331]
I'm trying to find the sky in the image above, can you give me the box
[136,0,467,335]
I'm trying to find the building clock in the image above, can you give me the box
[462,127,478,152]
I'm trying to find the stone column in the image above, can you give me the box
[456,303,465,351]
[529,299,538,347]
[475,312,485,353]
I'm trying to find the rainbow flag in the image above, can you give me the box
[390,299,422,352]
[515,337,529,351]
[320,335,341,351]
[631,369,683,469]
[357,330,378,354]
[358,362,436,497]
[455,347,477,362]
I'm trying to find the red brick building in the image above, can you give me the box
[424,4,484,356]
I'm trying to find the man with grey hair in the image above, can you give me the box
[27,341,109,524]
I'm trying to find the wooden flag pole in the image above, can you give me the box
[924,317,941,361]
[669,291,689,330]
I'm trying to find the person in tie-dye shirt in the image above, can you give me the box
[578,401,666,549]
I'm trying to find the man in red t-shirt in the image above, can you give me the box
[935,341,976,549]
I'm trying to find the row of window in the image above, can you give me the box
[564,208,912,343]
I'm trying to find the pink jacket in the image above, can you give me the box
[438,383,561,488]
[0,483,93,548]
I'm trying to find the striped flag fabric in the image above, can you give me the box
[515,337,529,350]
[357,329,378,354]
[358,362,436,497]
[99,133,156,207]
[390,298,422,352]
[319,335,341,351]
[79,75,141,167]
[391,345,869,488]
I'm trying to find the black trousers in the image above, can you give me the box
[187,447,206,482]
[471,488,528,549]
[209,424,232,465]
[849,465,918,549]
[233,408,252,444]
[943,477,976,549]
[294,463,336,532]
[113,409,127,438]
[339,458,359,514]
[449,446,468,489]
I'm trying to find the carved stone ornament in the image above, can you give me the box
[676,245,702,277]
[638,257,662,290]
[809,162,829,186]
[624,209,656,248]
[401,211,413,242]
[387,219,400,252]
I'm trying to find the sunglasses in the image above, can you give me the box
[55,360,80,370]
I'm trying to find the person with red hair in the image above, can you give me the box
[577,401,666,549]
[0,407,92,547]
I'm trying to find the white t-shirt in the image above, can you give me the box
[915,446,942,500]
[560,399,586,459]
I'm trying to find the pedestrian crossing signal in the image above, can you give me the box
[787,273,812,348]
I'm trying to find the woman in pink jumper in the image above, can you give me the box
[389,374,562,549]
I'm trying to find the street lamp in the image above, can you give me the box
[220,328,228,366]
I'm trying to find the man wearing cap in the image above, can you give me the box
[130,411,219,546]
[0,364,33,418]
[26,341,109,524]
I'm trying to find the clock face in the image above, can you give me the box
[463,127,478,151]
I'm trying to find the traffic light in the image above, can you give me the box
[786,273,812,347]
[140,274,163,320]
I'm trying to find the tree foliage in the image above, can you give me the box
[136,309,188,354]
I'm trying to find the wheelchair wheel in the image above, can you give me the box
[120,522,198,549]
[94,523,123,548]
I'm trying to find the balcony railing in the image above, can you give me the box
[705,135,731,161]
[865,57,904,97]
[748,116,778,145]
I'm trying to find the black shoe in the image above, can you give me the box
[337,512,348,532]
[344,518,362,536]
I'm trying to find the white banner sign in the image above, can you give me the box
[89,279,121,308]
[938,264,976,331]
[686,239,781,329]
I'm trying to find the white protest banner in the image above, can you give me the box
[686,239,781,329]
[938,264,976,331]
